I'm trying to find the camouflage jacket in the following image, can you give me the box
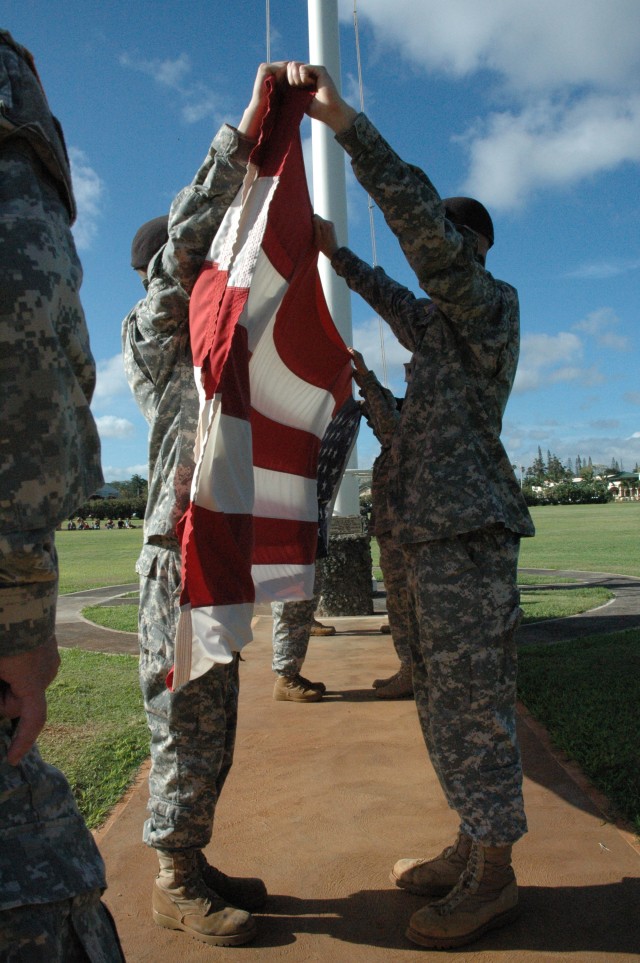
[0,29,75,220]
[0,33,102,549]
[122,125,252,553]
[333,114,534,544]
[356,370,400,536]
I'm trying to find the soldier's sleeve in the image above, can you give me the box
[122,124,253,399]
[336,114,514,350]
[357,371,400,449]
[0,531,57,656]
[331,246,430,353]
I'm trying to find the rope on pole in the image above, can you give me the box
[353,0,388,387]
[266,0,271,61]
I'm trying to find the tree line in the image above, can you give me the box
[517,448,638,506]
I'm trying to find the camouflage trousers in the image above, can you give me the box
[0,888,123,962]
[0,723,123,961]
[403,526,527,846]
[138,544,239,850]
[271,561,325,676]
[377,529,411,666]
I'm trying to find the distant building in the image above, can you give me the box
[90,483,120,499]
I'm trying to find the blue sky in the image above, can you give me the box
[6,0,640,480]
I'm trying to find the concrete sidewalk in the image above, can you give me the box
[74,597,640,962]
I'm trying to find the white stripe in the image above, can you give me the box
[253,466,317,522]
[227,176,278,289]
[250,313,336,437]
[188,603,254,680]
[252,563,315,602]
[240,246,289,352]
[193,402,254,514]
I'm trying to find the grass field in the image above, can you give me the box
[50,503,639,833]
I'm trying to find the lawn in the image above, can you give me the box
[56,526,143,594]
[38,648,149,829]
[50,502,639,833]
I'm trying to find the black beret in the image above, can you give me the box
[443,196,494,248]
[130,215,169,270]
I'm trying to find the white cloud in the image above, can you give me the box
[93,354,130,403]
[340,0,640,207]
[566,257,640,280]
[95,415,135,439]
[69,148,105,250]
[461,93,640,209]
[119,51,226,124]
[102,463,149,482]
[572,307,630,352]
[514,331,583,391]
[341,0,640,92]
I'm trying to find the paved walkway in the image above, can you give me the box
[57,572,640,962]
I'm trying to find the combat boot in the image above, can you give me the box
[405,841,519,949]
[196,851,267,911]
[375,663,413,699]
[391,832,472,896]
[273,673,323,702]
[310,618,336,636]
[372,665,401,687]
[152,850,256,946]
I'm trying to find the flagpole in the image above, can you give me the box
[308,0,360,516]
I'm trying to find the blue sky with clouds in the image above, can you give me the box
[5,0,640,480]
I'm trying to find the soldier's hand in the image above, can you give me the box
[239,61,289,141]
[313,215,339,259]
[286,62,357,132]
[0,639,60,764]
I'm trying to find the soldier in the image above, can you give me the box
[346,347,413,700]
[0,29,124,961]
[289,62,535,950]
[122,64,296,948]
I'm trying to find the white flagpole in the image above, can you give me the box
[308,0,360,516]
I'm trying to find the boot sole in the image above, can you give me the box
[153,909,257,946]
[406,904,520,949]
[389,871,452,898]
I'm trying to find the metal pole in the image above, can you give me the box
[308,0,359,516]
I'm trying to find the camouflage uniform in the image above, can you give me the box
[0,30,122,961]
[357,371,410,667]
[122,125,253,850]
[332,114,535,846]
[271,560,326,677]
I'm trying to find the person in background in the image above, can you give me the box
[0,28,124,961]
[346,346,413,700]
[293,61,534,951]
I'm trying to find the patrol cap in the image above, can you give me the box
[130,215,169,270]
[443,196,494,248]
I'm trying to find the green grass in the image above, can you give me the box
[56,527,143,594]
[82,604,139,632]
[39,648,148,829]
[518,629,640,833]
[520,503,640,577]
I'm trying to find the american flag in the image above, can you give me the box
[172,82,353,687]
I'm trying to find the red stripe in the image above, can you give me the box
[215,325,250,419]
[272,251,351,394]
[190,262,229,367]
[252,516,318,565]
[251,408,319,477]
[179,505,254,608]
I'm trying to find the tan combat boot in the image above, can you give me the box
[196,851,267,911]
[273,673,324,702]
[310,618,336,636]
[391,832,472,896]
[152,850,256,946]
[405,841,519,949]
[375,663,413,699]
